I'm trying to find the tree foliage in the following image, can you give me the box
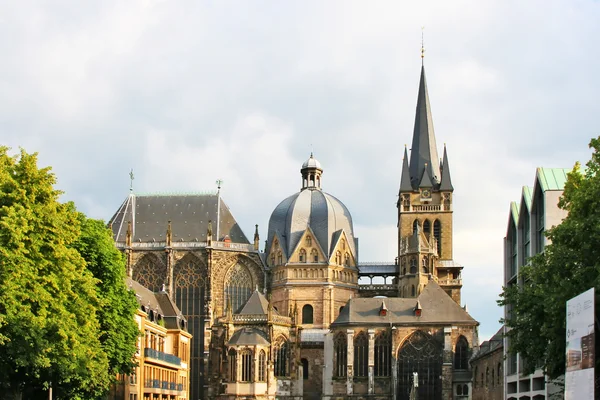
[499,136,600,379]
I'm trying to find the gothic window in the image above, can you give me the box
[344,252,350,266]
[341,239,346,250]
[462,384,468,395]
[413,219,420,233]
[491,368,495,386]
[302,304,314,324]
[422,256,429,274]
[410,258,417,274]
[301,358,309,379]
[240,350,253,382]
[311,249,318,262]
[374,330,391,377]
[336,251,342,265]
[486,367,489,386]
[299,248,306,263]
[454,336,469,370]
[433,220,441,255]
[228,349,237,382]
[423,219,431,234]
[258,350,266,381]
[306,236,312,247]
[397,331,442,400]
[133,255,167,292]
[274,337,290,377]
[270,254,275,266]
[354,332,368,377]
[334,332,347,378]
[277,251,283,265]
[224,263,253,313]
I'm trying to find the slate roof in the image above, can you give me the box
[399,146,413,193]
[109,193,249,244]
[439,145,454,192]
[228,328,270,346]
[238,290,273,315]
[332,281,477,326]
[127,278,187,331]
[471,327,503,362]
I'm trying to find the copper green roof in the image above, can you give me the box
[536,168,571,192]
[521,186,533,211]
[510,201,519,225]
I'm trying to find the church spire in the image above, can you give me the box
[439,144,454,192]
[409,65,441,190]
[399,145,412,193]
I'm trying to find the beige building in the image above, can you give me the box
[108,62,479,400]
[110,278,192,400]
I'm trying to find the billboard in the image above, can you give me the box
[565,287,595,399]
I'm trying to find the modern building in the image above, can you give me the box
[503,168,570,400]
[110,278,192,400]
[470,327,503,400]
[108,61,479,400]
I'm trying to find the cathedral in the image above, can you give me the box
[109,63,479,400]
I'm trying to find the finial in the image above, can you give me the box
[421,26,425,65]
[216,179,223,191]
[129,169,135,192]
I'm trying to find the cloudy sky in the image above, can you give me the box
[2,0,599,340]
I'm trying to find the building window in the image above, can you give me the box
[486,367,489,386]
[301,358,309,379]
[422,256,429,274]
[277,251,283,265]
[509,222,517,277]
[413,219,420,233]
[433,220,441,255]
[397,331,442,399]
[302,304,314,324]
[410,258,417,274]
[274,338,289,377]
[454,336,469,370]
[423,219,431,234]
[224,263,253,313]
[535,188,545,253]
[299,248,306,263]
[334,332,347,377]
[306,236,312,247]
[228,349,237,382]
[497,362,502,383]
[258,350,266,381]
[241,350,253,382]
[344,252,350,266]
[354,332,368,377]
[374,330,391,377]
[411,285,416,297]
[311,249,318,262]
[491,368,495,386]
[521,210,531,265]
[336,251,342,265]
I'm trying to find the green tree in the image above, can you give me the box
[72,215,140,378]
[499,136,600,379]
[0,148,110,399]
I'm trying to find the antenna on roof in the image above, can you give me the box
[129,169,135,192]
[421,26,425,65]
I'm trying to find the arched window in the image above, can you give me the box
[454,336,469,370]
[301,358,309,379]
[423,219,431,234]
[228,349,237,382]
[462,384,468,396]
[341,239,346,250]
[422,256,429,274]
[457,384,463,395]
[224,264,253,314]
[274,337,289,377]
[305,236,312,247]
[410,258,417,274]
[299,248,306,263]
[491,368,495,386]
[311,249,318,262]
[411,285,416,297]
[397,331,442,399]
[354,332,368,377]
[344,252,350,266]
[277,251,283,265]
[336,251,342,265]
[497,362,502,383]
[241,349,253,382]
[334,332,347,377]
[302,304,314,324]
[270,254,275,266]
[258,350,266,381]
[486,367,489,386]
[433,220,441,255]
[374,330,391,377]
[133,254,167,292]
[413,219,420,233]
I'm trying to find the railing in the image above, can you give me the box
[144,348,181,366]
[232,314,268,323]
[212,241,256,252]
[143,380,184,391]
[116,240,256,252]
[412,204,442,211]
[359,284,396,291]
[271,314,293,325]
[437,278,462,286]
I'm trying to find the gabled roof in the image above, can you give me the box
[238,290,272,315]
[332,281,477,326]
[419,166,434,188]
[127,278,187,330]
[109,193,249,244]
[520,186,533,212]
[408,65,441,189]
[536,167,571,192]
[471,326,504,362]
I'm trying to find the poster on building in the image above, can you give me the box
[565,287,595,400]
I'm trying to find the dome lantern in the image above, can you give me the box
[301,153,323,190]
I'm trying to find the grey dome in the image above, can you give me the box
[302,154,322,170]
[267,189,356,259]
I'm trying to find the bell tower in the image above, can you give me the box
[396,63,463,304]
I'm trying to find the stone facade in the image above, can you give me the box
[471,329,503,400]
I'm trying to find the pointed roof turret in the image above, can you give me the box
[399,145,413,193]
[419,163,434,188]
[409,65,441,189]
[439,144,454,191]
